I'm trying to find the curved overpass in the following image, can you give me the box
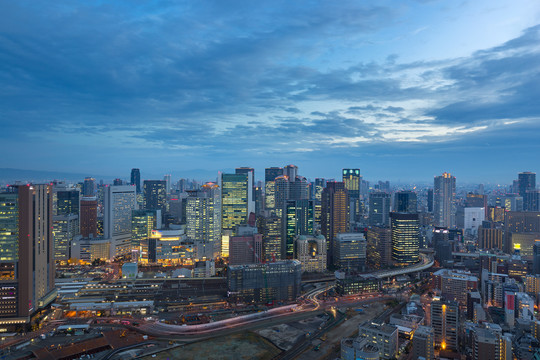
[371,253,434,279]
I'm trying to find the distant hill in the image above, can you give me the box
[0,167,230,185]
[0,168,110,184]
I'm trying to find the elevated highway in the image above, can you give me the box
[372,253,434,279]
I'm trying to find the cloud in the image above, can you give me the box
[0,1,539,181]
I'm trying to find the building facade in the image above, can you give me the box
[104,185,138,258]
[391,212,420,266]
[0,185,57,331]
[186,183,221,258]
[227,260,302,303]
[295,235,327,272]
[434,172,456,228]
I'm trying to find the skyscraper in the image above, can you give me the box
[80,196,98,238]
[395,191,417,213]
[525,189,540,212]
[164,174,171,195]
[334,233,366,270]
[321,182,349,265]
[264,167,283,211]
[0,185,56,331]
[369,192,391,226]
[229,226,263,265]
[143,180,167,213]
[342,169,360,199]
[82,177,96,196]
[260,214,282,261]
[391,212,419,266]
[131,209,161,258]
[220,172,252,234]
[295,235,327,272]
[343,169,360,222]
[54,186,80,216]
[284,199,314,259]
[367,226,392,269]
[186,182,221,259]
[518,171,536,198]
[53,214,78,263]
[52,184,80,263]
[274,175,290,216]
[130,168,141,193]
[314,178,326,204]
[434,172,456,228]
[104,185,138,258]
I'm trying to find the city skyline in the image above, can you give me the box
[1,1,540,183]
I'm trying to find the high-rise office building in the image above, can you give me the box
[321,182,349,264]
[465,193,487,209]
[220,172,253,234]
[186,182,221,258]
[534,244,540,275]
[504,211,540,253]
[478,221,503,250]
[395,191,417,213]
[261,215,282,261]
[518,171,536,198]
[229,226,263,265]
[314,178,326,204]
[274,175,290,216]
[54,185,80,216]
[82,177,96,196]
[284,199,314,259]
[334,233,366,270]
[0,185,56,331]
[366,226,392,269]
[342,169,360,199]
[227,260,302,303]
[295,235,327,272]
[52,184,80,263]
[283,164,297,180]
[391,212,419,266]
[369,192,391,226]
[427,188,434,213]
[343,169,361,223]
[434,172,456,228]
[53,214,78,263]
[164,174,171,195]
[104,185,138,258]
[130,168,141,193]
[236,167,255,179]
[431,298,459,351]
[236,167,257,209]
[80,196,98,238]
[131,209,161,258]
[264,167,283,210]
[143,180,167,213]
[525,190,540,212]
[273,165,309,210]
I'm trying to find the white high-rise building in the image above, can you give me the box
[164,174,171,195]
[434,172,456,228]
[104,185,138,259]
[464,207,485,236]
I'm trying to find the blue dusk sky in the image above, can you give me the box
[1,1,540,184]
